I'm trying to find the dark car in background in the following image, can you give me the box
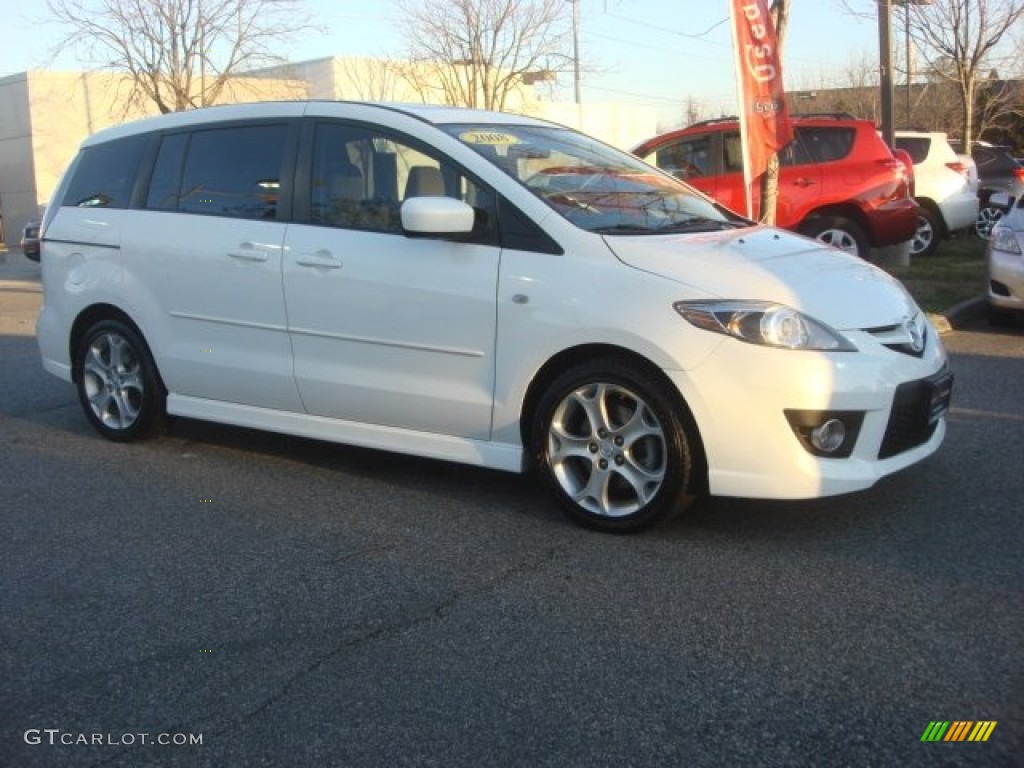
[952,142,1024,239]
[20,220,40,261]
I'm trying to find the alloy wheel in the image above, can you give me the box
[546,381,667,518]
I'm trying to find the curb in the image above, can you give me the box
[929,295,987,334]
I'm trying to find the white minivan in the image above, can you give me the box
[37,102,952,532]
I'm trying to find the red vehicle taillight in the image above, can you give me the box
[945,161,970,179]
[878,157,913,197]
[1013,166,1024,182]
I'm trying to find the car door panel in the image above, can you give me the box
[282,120,499,440]
[129,122,303,411]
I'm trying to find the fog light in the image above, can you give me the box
[784,410,865,458]
[810,419,846,453]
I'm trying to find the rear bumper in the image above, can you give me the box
[864,199,919,247]
[934,191,980,233]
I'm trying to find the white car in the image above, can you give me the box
[894,131,979,257]
[36,102,952,532]
[985,192,1024,324]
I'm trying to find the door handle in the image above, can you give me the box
[228,244,270,262]
[295,251,342,269]
[792,178,817,188]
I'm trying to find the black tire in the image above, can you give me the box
[986,305,1017,327]
[75,319,166,441]
[529,358,696,533]
[910,206,942,258]
[799,216,870,260]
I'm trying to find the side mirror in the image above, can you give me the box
[401,197,475,240]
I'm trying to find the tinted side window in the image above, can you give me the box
[146,132,188,211]
[893,136,930,165]
[799,127,855,163]
[645,136,711,180]
[310,123,493,236]
[177,125,288,219]
[723,131,806,170]
[975,147,1018,175]
[780,131,814,166]
[723,133,743,173]
[62,134,147,208]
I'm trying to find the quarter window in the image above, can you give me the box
[62,134,147,209]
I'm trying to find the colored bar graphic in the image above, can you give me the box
[968,722,997,742]
[921,721,996,742]
[945,721,973,741]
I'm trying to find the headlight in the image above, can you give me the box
[990,226,1022,255]
[674,301,856,351]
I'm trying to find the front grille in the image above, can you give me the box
[864,317,928,358]
[878,368,953,459]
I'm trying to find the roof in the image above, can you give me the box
[78,100,561,148]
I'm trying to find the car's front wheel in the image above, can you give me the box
[799,216,870,259]
[75,319,166,441]
[530,359,696,533]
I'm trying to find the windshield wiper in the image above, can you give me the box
[655,218,747,233]
[589,224,656,234]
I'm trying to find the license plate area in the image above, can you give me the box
[927,369,954,426]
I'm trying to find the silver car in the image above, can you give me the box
[986,192,1024,325]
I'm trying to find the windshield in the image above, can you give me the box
[443,124,748,235]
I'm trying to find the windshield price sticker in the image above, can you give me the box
[460,131,520,146]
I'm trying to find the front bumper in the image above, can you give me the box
[987,241,1024,314]
[666,321,950,499]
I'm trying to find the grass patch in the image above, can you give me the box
[883,235,987,314]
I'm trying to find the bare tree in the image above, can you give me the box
[909,0,1024,145]
[396,0,572,111]
[337,58,410,102]
[759,0,789,225]
[837,0,1024,145]
[46,0,313,113]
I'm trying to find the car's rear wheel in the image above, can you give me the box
[75,319,166,441]
[799,216,870,259]
[910,207,941,257]
[976,205,1003,240]
[530,358,695,533]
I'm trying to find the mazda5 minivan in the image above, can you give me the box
[37,102,952,532]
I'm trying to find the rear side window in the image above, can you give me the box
[643,136,711,180]
[797,127,855,163]
[62,134,147,208]
[894,137,930,165]
[975,147,1018,175]
[147,124,289,220]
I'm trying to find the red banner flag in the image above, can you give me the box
[729,0,794,219]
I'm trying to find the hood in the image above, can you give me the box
[604,225,917,330]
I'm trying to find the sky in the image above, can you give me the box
[0,0,887,129]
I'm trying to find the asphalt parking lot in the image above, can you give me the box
[1,248,1022,767]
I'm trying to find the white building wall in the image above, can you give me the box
[252,57,657,150]
[0,74,38,248]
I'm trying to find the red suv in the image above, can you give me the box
[633,115,918,259]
